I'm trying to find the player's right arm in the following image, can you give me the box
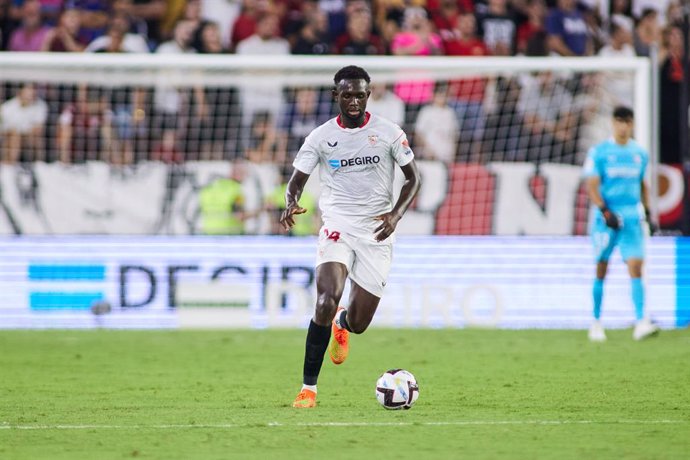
[280,169,310,231]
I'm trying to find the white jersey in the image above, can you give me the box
[293,112,414,241]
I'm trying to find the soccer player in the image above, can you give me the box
[583,106,659,342]
[280,65,421,408]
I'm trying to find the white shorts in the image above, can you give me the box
[315,225,392,297]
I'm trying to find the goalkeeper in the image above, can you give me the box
[583,106,659,342]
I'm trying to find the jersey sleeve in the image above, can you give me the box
[390,130,414,167]
[582,147,601,178]
[292,132,320,175]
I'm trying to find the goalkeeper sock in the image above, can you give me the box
[302,319,331,386]
[631,277,644,321]
[593,278,604,320]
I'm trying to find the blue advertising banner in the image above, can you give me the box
[0,236,681,329]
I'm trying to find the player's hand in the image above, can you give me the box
[373,212,401,242]
[279,203,306,231]
[600,206,620,230]
[645,208,659,235]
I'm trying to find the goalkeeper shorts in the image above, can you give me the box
[590,214,645,262]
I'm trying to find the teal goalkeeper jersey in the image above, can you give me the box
[583,138,648,221]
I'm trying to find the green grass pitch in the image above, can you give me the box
[1,329,689,459]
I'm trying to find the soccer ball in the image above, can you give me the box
[375,369,419,410]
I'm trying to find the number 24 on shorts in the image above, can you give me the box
[323,228,341,242]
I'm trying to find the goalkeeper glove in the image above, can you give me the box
[599,205,620,230]
[645,208,658,235]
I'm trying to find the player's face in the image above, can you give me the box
[333,79,370,127]
[612,117,633,143]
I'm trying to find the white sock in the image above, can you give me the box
[302,384,317,393]
[334,309,346,330]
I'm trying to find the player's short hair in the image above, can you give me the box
[613,106,634,121]
[333,66,371,86]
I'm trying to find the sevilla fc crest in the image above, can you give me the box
[368,135,378,146]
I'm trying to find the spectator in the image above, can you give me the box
[74,0,109,44]
[319,0,349,41]
[659,25,685,164]
[85,13,149,52]
[0,83,48,163]
[665,1,683,27]
[178,0,212,54]
[391,7,442,58]
[236,12,289,54]
[443,11,489,62]
[598,20,635,107]
[291,8,330,54]
[107,84,148,165]
[57,85,111,163]
[283,0,320,45]
[265,167,318,235]
[1,0,10,50]
[87,15,150,164]
[41,7,86,51]
[443,12,489,155]
[517,72,578,162]
[111,0,152,47]
[10,0,63,26]
[516,0,546,55]
[197,21,240,159]
[197,20,227,53]
[430,0,471,41]
[8,0,51,51]
[633,8,659,57]
[583,3,607,53]
[414,84,460,164]
[244,110,287,165]
[608,0,634,32]
[200,0,242,50]
[391,6,442,122]
[482,76,530,161]
[129,0,166,45]
[236,12,290,126]
[156,17,196,53]
[155,19,208,160]
[633,0,672,25]
[198,162,248,235]
[333,6,385,55]
[545,0,591,56]
[373,0,426,42]
[366,83,405,127]
[230,0,269,51]
[476,0,517,56]
[281,87,331,154]
[428,0,473,16]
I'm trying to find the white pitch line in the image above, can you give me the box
[0,420,687,430]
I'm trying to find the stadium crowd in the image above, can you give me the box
[0,0,686,168]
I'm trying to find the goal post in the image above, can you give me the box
[0,53,654,236]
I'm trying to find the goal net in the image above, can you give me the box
[0,54,651,236]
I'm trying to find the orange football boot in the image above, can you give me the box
[328,307,350,365]
[292,388,317,408]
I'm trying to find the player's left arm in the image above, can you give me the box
[374,160,421,242]
[639,150,658,234]
[640,180,658,234]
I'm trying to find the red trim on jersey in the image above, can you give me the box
[336,111,371,129]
